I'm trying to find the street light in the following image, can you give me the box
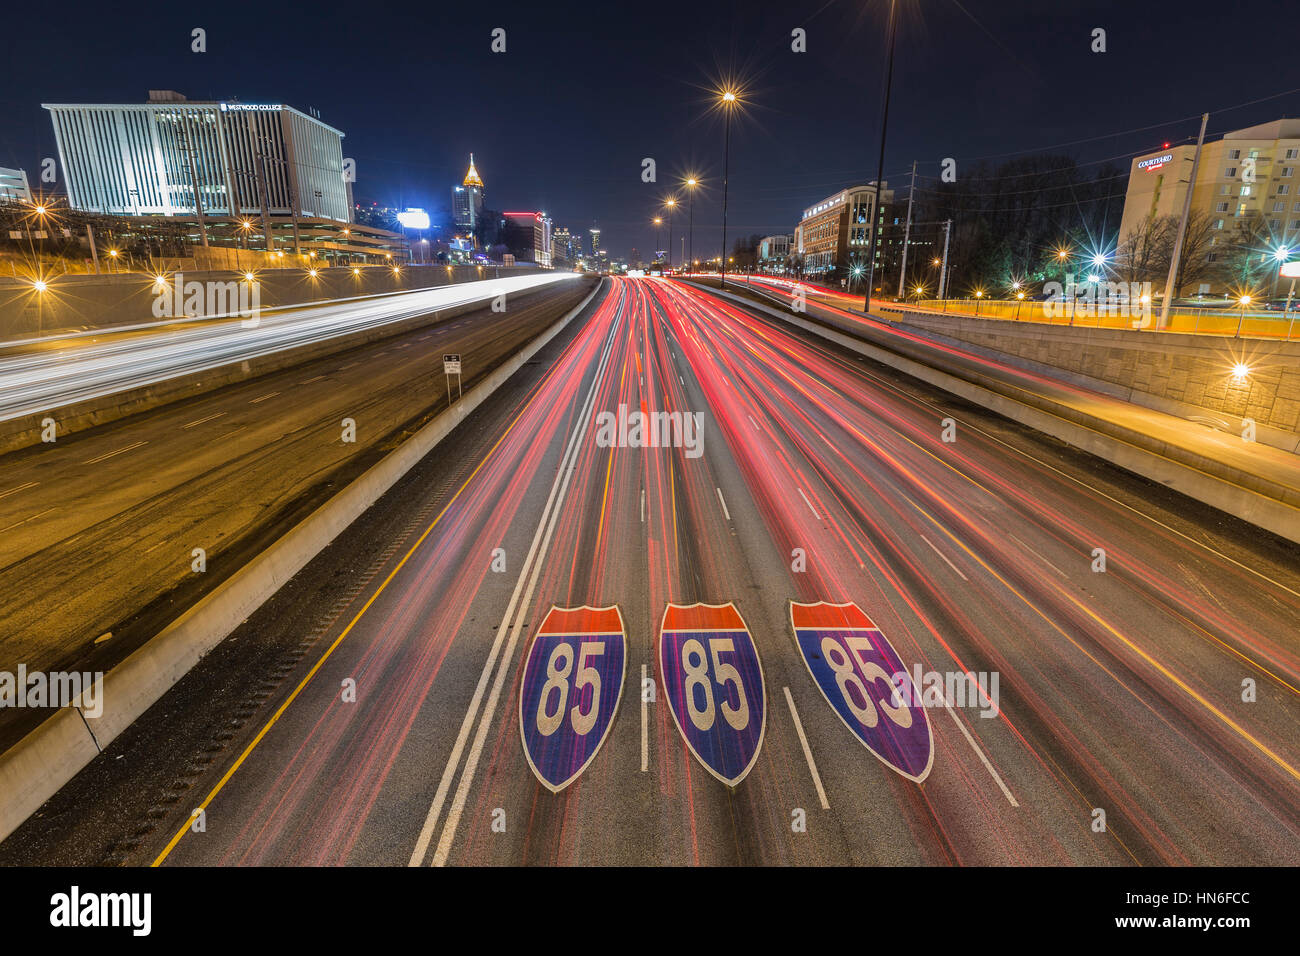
[974,288,984,316]
[718,90,740,291]
[685,177,699,275]
[1236,294,1252,337]
[1271,245,1291,298]
[664,198,677,270]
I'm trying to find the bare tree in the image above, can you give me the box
[1171,210,1216,297]
[1216,213,1270,294]
[1117,214,1169,285]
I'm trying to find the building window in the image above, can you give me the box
[1279,184,1291,195]
[1220,185,1232,195]
[1240,186,1251,196]
[1270,219,1282,230]
[1229,149,1241,159]
[1283,167,1295,177]
[1292,220,1300,230]
[1287,148,1299,160]
[1207,252,1219,262]
[1215,201,1229,212]
[1225,167,1237,177]
[1274,201,1287,212]
[1214,219,1225,229]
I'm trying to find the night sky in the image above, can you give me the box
[3,0,1298,260]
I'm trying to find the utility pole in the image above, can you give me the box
[864,0,899,313]
[178,116,209,248]
[897,159,917,299]
[938,218,952,299]
[1159,112,1208,330]
[85,223,100,275]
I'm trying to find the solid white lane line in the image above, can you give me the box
[716,487,731,520]
[921,533,968,581]
[640,487,645,522]
[944,704,1019,807]
[409,316,619,868]
[83,440,147,465]
[783,687,830,810]
[0,481,38,500]
[797,487,821,520]
[432,354,610,866]
[641,664,649,772]
[248,391,281,404]
[298,374,327,385]
[181,412,225,429]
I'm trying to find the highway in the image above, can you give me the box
[2,276,1297,866]
[0,276,592,750]
[0,272,579,423]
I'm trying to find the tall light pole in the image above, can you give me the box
[686,177,698,275]
[665,197,677,270]
[719,91,737,291]
[653,216,662,265]
[864,0,899,313]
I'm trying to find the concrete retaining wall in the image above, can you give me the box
[881,308,1300,448]
[0,263,540,340]
[0,279,603,845]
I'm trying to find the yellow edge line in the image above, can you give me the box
[151,325,577,866]
[918,502,1300,786]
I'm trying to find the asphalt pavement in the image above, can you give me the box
[3,276,1296,866]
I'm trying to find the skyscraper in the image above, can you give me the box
[552,227,574,262]
[452,153,485,239]
[589,226,601,257]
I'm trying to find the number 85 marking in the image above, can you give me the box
[536,641,604,737]
[682,637,750,732]
[822,635,912,729]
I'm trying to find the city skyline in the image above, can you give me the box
[3,0,1298,262]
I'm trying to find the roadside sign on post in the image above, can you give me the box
[442,353,462,403]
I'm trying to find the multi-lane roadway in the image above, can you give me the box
[0,276,590,750]
[2,276,1297,866]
